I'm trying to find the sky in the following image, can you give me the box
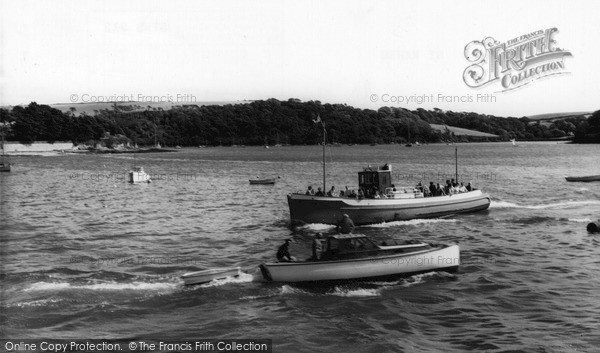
[1,0,598,117]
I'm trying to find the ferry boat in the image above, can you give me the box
[288,118,491,225]
[260,234,459,283]
[288,164,491,225]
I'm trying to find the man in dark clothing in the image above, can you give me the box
[277,239,293,262]
[337,214,355,234]
[312,233,323,261]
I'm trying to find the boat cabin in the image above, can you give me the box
[358,164,393,197]
[323,234,379,259]
[319,234,434,261]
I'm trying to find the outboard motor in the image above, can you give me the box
[587,221,600,233]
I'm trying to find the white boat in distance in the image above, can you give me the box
[128,166,151,184]
[260,234,459,283]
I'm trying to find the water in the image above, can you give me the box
[1,142,600,352]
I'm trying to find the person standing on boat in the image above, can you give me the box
[312,233,323,261]
[337,214,355,234]
[277,239,295,262]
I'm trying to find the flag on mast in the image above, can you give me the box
[312,115,322,124]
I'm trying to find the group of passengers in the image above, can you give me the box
[305,179,473,199]
[419,179,473,197]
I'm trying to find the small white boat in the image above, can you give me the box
[260,234,459,283]
[181,267,241,285]
[0,161,10,172]
[128,166,151,184]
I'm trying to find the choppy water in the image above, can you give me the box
[1,142,600,352]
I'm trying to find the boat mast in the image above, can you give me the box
[322,120,326,193]
[455,146,458,183]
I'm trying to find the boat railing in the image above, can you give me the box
[376,242,430,251]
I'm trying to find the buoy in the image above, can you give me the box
[587,221,600,233]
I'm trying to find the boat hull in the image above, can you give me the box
[287,190,490,225]
[249,178,276,185]
[260,245,459,282]
[565,175,600,182]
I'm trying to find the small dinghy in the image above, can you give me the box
[181,267,241,285]
[249,176,280,185]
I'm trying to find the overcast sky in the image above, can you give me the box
[1,0,598,117]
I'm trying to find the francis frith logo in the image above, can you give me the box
[463,28,572,91]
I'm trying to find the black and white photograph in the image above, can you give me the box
[1,0,599,352]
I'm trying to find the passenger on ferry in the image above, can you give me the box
[315,187,325,196]
[437,183,446,196]
[357,188,365,199]
[422,183,431,197]
[429,182,437,197]
[466,182,473,191]
[451,178,457,187]
[337,214,355,234]
[444,180,452,194]
[306,185,315,195]
[327,186,337,197]
[459,182,468,193]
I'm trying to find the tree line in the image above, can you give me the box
[0,100,597,146]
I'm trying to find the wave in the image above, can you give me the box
[366,218,458,228]
[24,280,179,292]
[490,200,600,210]
[7,298,63,308]
[568,218,593,223]
[297,223,337,232]
[331,286,381,297]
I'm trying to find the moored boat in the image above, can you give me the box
[249,177,278,185]
[260,234,459,282]
[565,175,600,182]
[181,267,241,285]
[0,161,10,172]
[128,166,151,184]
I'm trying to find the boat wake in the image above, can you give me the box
[23,280,179,292]
[331,286,381,297]
[366,218,458,228]
[490,200,600,210]
[296,223,337,232]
